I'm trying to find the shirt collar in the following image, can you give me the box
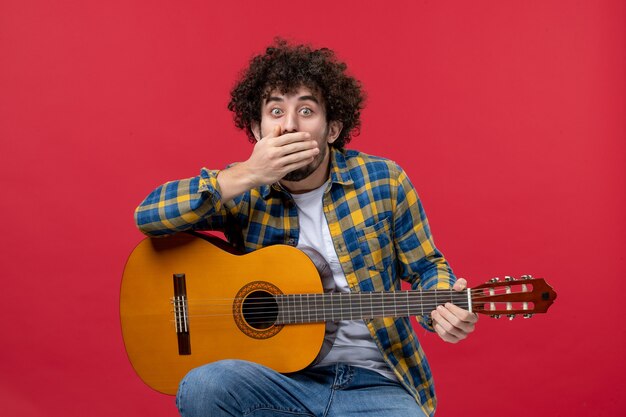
[328,147,354,186]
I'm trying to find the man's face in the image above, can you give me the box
[254,86,341,182]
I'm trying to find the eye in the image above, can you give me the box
[270,108,283,117]
[300,107,313,116]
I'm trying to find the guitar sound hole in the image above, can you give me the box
[242,290,278,330]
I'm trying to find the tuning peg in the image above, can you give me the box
[523,314,534,319]
[504,276,515,282]
[507,314,516,320]
[489,277,500,283]
[521,274,533,280]
[491,314,501,319]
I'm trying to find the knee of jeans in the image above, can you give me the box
[177,360,248,414]
[180,360,237,391]
[178,360,256,399]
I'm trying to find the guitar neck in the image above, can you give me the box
[275,289,469,324]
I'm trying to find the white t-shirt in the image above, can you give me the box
[289,183,397,381]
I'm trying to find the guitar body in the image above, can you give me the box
[120,233,326,395]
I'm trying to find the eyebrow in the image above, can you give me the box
[264,95,320,105]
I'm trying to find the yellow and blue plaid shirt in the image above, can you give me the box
[135,147,456,416]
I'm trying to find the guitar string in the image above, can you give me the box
[175,300,525,320]
[184,298,476,309]
[183,287,517,304]
[182,291,525,309]
[176,303,530,320]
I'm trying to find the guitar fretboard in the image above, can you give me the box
[275,289,470,324]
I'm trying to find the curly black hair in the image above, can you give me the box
[228,39,365,149]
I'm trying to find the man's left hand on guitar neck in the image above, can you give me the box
[431,278,479,343]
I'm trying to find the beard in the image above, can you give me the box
[282,141,327,182]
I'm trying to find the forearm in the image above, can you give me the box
[134,169,227,237]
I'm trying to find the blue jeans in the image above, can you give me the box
[176,360,428,417]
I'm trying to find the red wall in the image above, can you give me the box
[1,1,624,416]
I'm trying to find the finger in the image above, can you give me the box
[453,278,467,291]
[258,125,282,142]
[272,131,312,146]
[278,146,319,166]
[445,302,479,324]
[275,139,319,157]
[432,314,462,343]
[434,306,473,336]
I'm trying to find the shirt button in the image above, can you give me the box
[286,238,296,246]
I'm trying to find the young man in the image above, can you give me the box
[135,40,477,417]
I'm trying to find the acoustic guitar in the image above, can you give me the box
[120,232,556,394]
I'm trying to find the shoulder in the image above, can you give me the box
[340,148,405,182]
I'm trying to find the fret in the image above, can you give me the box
[393,292,398,317]
[372,292,378,317]
[314,294,320,323]
[349,293,354,320]
[306,294,311,323]
[339,293,343,320]
[337,293,343,320]
[338,293,342,319]
[301,294,305,322]
[280,295,286,324]
[395,292,401,316]
[327,293,331,322]
[359,291,363,319]
[405,291,410,317]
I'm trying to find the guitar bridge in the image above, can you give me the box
[173,273,191,355]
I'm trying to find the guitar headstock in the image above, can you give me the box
[472,275,557,320]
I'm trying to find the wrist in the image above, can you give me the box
[235,160,262,189]
[216,163,257,203]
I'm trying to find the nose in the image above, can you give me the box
[281,111,298,133]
